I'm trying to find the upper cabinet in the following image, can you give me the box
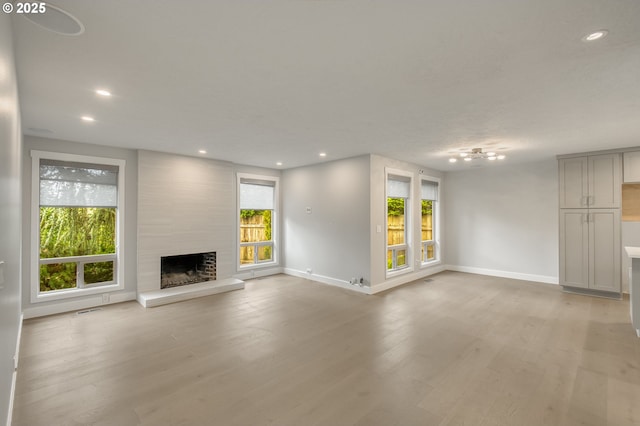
[623,151,640,183]
[559,153,621,209]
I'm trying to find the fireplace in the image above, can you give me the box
[160,252,216,289]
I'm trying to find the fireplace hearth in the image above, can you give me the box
[161,252,216,289]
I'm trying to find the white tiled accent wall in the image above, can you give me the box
[137,150,234,292]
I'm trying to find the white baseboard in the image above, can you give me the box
[283,268,371,295]
[370,264,447,294]
[7,313,23,426]
[445,265,559,285]
[23,291,137,319]
[233,266,284,281]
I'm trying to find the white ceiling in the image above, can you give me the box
[12,0,640,171]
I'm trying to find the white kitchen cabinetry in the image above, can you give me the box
[623,151,640,183]
[559,153,621,295]
[559,154,620,209]
[560,209,621,292]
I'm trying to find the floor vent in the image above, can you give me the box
[76,308,102,315]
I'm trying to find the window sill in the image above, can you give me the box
[421,259,442,268]
[238,261,279,270]
[386,265,414,279]
[32,282,124,304]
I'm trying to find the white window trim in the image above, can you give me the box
[420,175,441,268]
[236,172,280,270]
[30,150,126,303]
[385,168,414,278]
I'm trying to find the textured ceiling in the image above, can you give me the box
[12,0,640,171]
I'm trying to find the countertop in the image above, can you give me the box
[624,246,640,258]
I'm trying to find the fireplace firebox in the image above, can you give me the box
[160,252,216,289]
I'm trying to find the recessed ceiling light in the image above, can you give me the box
[582,30,608,42]
[488,157,496,161]
[486,152,496,157]
[276,162,283,166]
[198,150,207,154]
[459,153,468,157]
[497,155,506,160]
[81,116,95,122]
[319,152,327,157]
[21,3,85,36]
[464,157,472,162]
[96,89,112,97]
[449,158,457,163]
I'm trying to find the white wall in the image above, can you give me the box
[137,150,237,292]
[0,13,22,425]
[369,155,445,291]
[22,136,139,317]
[282,155,370,289]
[444,159,559,283]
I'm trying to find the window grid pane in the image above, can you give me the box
[40,262,77,292]
[240,210,272,243]
[387,197,405,246]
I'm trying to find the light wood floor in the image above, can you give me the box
[13,272,640,426]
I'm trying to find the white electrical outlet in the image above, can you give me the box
[0,260,5,288]
[306,268,312,274]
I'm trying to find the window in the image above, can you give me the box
[387,173,411,272]
[238,174,278,267]
[31,151,125,301]
[421,178,439,264]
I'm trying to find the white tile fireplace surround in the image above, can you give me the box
[136,150,244,307]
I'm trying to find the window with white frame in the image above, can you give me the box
[31,151,125,300]
[420,178,439,264]
[386,174,411,272]
[238,175,278,267]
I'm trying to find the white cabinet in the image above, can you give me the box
[623,151,640,183]
[559,153,621,295]
[560,209,621,292]
[559,154,621,208]
[559,210,589,288]
[624,247,640,337]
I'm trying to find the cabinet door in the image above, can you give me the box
[589,154,621,208]
[559,157,588,208]
[623,151,640,183]
[589,209,621,292]
[560,210,589,288]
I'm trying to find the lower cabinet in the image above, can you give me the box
[560,209,621,293]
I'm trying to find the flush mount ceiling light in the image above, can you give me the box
[319,152,327,157]
[198,150,207,154]
[21,3,85,36]
[582,30,608,42]
[276,162,283,166]
[449,148,506,163]
[81,116,95,122]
